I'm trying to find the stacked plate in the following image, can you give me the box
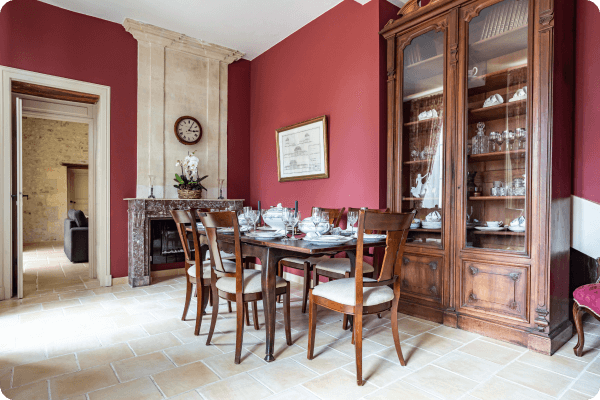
[245,230,285,239]
[303,235,353,244]
[353,233,387,240]
[422,222,442,230]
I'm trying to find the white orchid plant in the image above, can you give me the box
[174,151,208,192]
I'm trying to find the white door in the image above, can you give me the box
[67,168,89,215]
[12,97,24,299]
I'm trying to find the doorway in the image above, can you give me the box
[0,67,112,300]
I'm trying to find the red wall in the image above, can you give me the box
[574,0,600,204]
[227,59,252,202]
[248,0,397,220]
[0,0,137,278]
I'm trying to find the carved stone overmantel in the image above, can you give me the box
[123,19,245,200]
[126,198,243,287]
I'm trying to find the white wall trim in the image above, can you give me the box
[571,195,600,259]
[1,66,112,300]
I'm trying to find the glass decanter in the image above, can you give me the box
[472,122,489,154]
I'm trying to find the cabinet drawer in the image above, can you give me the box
[400,253,443,304]
[461,261,529,322]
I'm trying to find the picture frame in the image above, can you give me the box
[276,115,329,182]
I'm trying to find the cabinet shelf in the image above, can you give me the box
[404,117,442,127]
[410,228,442,233]
[404,159,431,165]
[472,230,525,236]
[468,149,526,162]
[470,25,528,64]
[468,196,525,201]
[468,64,528,97]
[469,100,526,123]
[403,197,440,202]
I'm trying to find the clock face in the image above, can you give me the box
[175,117,202,145]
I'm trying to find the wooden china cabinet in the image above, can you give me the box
[380,0,574,354]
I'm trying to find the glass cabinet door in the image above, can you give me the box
[402,28,445,248]
[464,0,529,252]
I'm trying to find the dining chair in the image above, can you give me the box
[573,257,600,357]
[196,208,237,262]
[307,209,413,386]
[313,208,390,329]
[203,210,293,364]
[277,206,345,313]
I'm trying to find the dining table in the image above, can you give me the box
[187,226,387,362]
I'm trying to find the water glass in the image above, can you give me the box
[312,208,322,235]
[243,207,253,227]
[281,208,292,238]
[289,211,301,240]
[348,211,359,235]
[251,210,260,232]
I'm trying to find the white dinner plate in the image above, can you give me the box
[303,235,352,244]
[508,226,526,232]
[245,231,285,239]
[474,226,506,231]
[352,233,387,240]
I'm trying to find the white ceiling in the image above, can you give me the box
[39,0,405,60]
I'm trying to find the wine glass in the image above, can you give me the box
[289,211,301,240]
[516,128,526,150]
[489,132,498,152]
[347,211,359,235]
[495,132,505,152]
[261,209,269,228]
[311,208,322,236]
[243,207,253,231]
[507,131,516,151]
[251,210,260,233]
[281,208,292,238]
[321,211,330,234]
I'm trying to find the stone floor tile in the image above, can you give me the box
[559,389,595,400]
[342,355,412,387]
[142,317,188,335]
[0,347,47,370]
[428,325,480,343]
[362,325,412,348]
[1,380,49,400]
[128,332,182,356]
[403,365,478,400]
[49,365,119,399]
[366,380,443,400]
[46,335,101,358]
[96,325,150,346]
[517,351,588,378]
[202,349,267,379]
[432,350,503,382]
[571,372,600,397]
[77,343,135,370]
[302,368,378,400]
[87,377,163,400]
[12,354,79,387]
[198,372,273,400]
[388,317,438,336]
[458,339,522,365]
[249,358,318,393]
[470,376,555,400]
[292,345,353,374]
[112,351,175,382]
[264,385,321,400]
[163,340,223,366]
[152,361,220,397]
[403,332,463,356]
[377,343,440,369]
[496,361,573,397]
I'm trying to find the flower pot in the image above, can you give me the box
[177,189,202,199]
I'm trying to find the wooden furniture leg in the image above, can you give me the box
[206,281,219,345]
[234,295,245,364]
[252,301,260,330]
[302,264,310,313]
[391,292,406,365]
[244,303,250,326]
[354,310,364,386]
[182,279,193,321]
[307,292,317,360]
[283,282,292,345]
[573,302,586,357]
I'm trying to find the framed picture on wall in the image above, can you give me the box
[276,115,329,182]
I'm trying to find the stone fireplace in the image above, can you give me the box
[126,198,243,287]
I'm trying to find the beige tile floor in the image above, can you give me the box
[1,246,599,399]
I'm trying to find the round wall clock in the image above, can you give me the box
[174,116,202,145]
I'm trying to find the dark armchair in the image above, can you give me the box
[64,209,88,263]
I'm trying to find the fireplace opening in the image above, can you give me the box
[150,219,188,265]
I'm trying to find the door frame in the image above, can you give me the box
[1,66,112,300]
[19,93,96,286]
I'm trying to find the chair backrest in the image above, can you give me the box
[347,208,390,234]
[354,209,414,308]
[198,210,244,291]
[170,209,203,280]
[311,207,345,227]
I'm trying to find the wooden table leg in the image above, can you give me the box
[346,250,356,328]
[261,248,279,362]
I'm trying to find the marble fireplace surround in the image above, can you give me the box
[126,198,243,287]
[124,19,244,199]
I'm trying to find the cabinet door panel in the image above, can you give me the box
[461,261,528,321]
[400,253,443,304]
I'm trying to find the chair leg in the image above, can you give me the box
[314,270,320,287]
[209,288,213,306]
[182,279,193,321]
[302,264,310,314]
[252,301,260,331]
[573,302,586,357]
[283,283,292,345]
[307,291,317,360]
[391,297,406,366]
[194,283,209,336]
[343,314,350,331]
[234,297,245,364]
[277,262,283,303]
[206,284,219,345]
[355,311,364,386]
[228,301,233,313]
[244,302,251,326]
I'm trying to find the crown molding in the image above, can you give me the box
[123,18,245,64]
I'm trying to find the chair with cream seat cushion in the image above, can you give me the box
[187,259,236,278]
[315,258,374,276]
[202,210,293,364]
[307,209,414,386]
[311,277,393,306]
[207,250,236,260]
[277,207,345,314]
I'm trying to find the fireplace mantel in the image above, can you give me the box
[126,198,243,287]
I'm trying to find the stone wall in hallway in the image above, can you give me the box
[22,117,88,243]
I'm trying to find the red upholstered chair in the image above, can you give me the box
[573,257,600,357]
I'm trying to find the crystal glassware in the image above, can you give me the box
[321,211,330,231]
[489,132,498,151]
[289,211,301,240]
[243,207,253,228]
[347,210,359,235]
[251,210,260,233]
[311,207,322,236]
[281,208,292,238]
[516,128,526,150]
[507,130,516,151]
[495,132,505,152]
